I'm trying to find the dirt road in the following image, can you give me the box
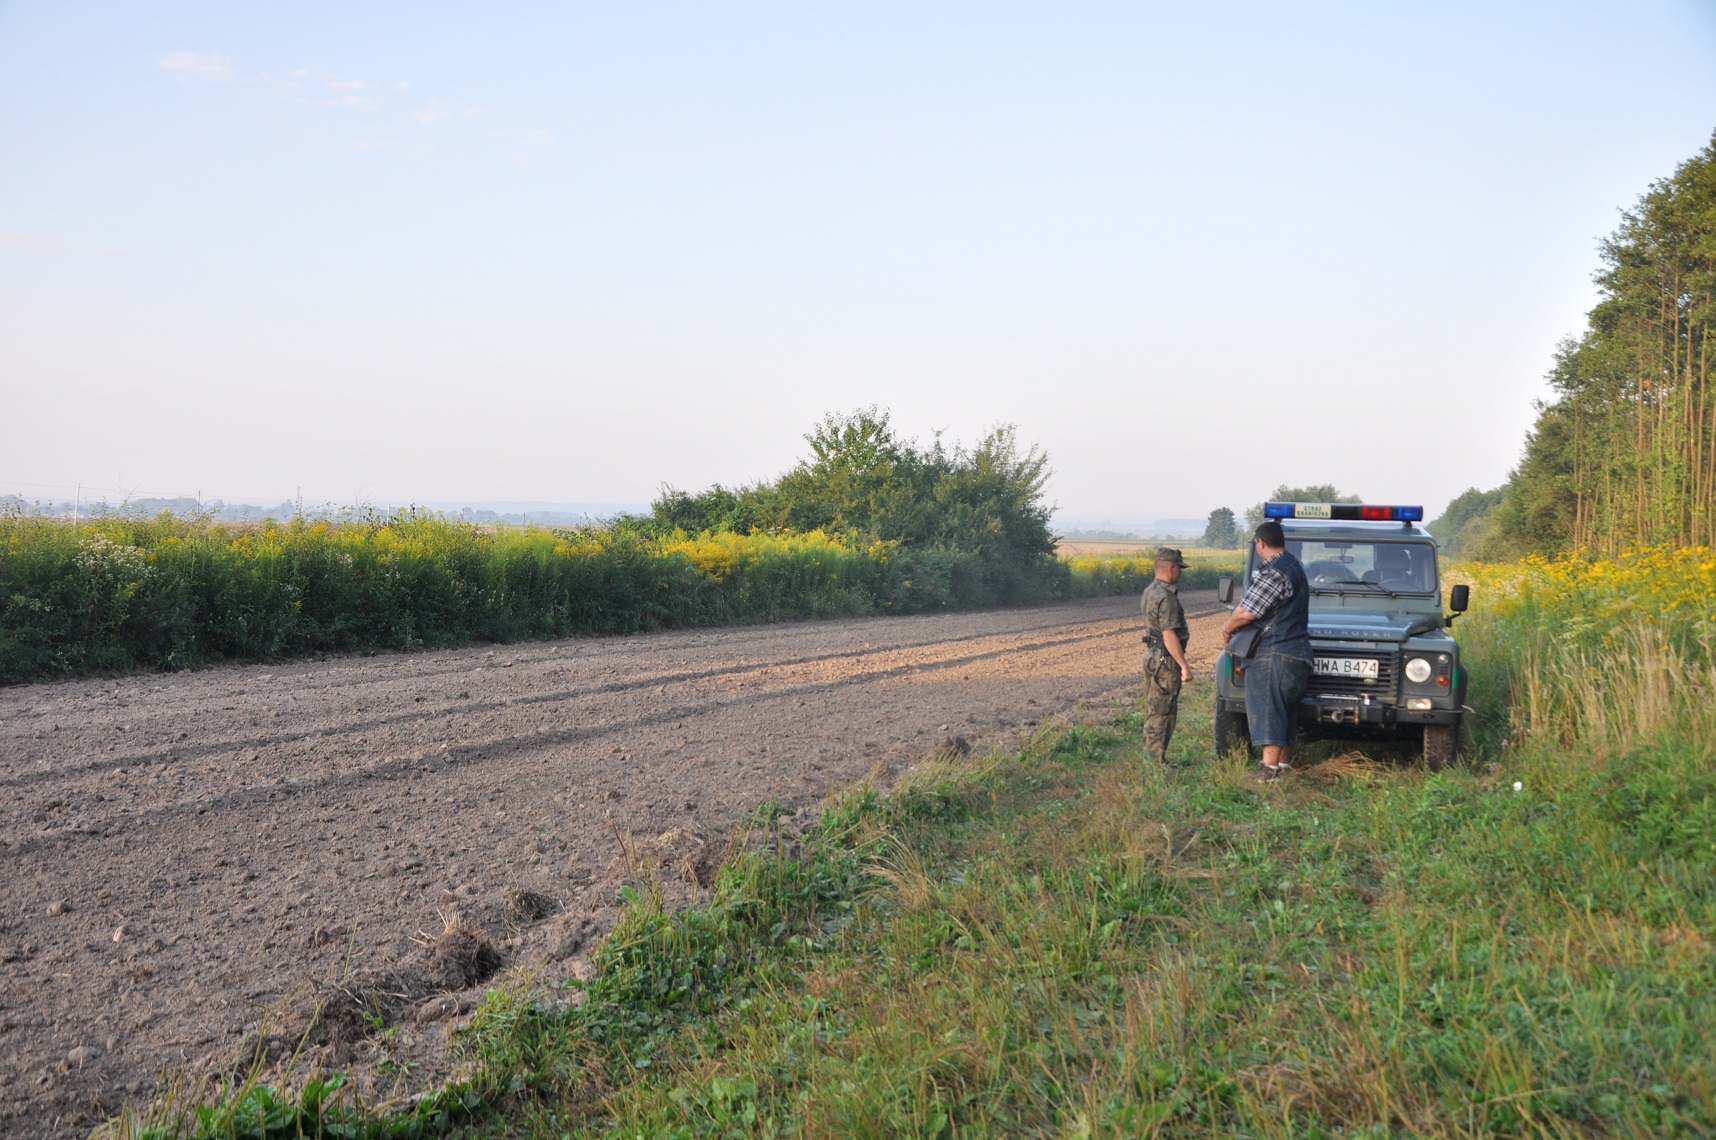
[0,592,1224,1134]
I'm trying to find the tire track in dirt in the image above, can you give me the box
[0,609,1135,792]
[0,592,1225,1135]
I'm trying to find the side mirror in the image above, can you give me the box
[1449,584,1469,613]
[1216,575,1234,605]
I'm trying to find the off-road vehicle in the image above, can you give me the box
[1214,503,1470,768]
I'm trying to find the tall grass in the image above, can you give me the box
[1452,545,1716,756]
[0,512,1068,684]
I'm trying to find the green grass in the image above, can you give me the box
[501,704,1708,1137]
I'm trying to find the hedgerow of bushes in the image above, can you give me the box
[0,511,1071,685]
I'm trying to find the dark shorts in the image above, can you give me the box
[1244,652,1311,747]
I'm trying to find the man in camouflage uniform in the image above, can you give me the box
[1140,547,1193,764]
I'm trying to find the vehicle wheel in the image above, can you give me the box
[1215,705,1253,759]
[1423,723,1457,771]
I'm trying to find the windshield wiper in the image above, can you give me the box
[1313,579,1397,597]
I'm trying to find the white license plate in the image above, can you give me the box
[1314,657,1379,678]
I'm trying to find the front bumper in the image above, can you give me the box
[1216,693,1460,727]
[1217,646,1463,730]
[1300,696,1459,727]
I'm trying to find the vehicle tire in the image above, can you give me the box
[1215,704,1253,759]
[1423,723,1457,771]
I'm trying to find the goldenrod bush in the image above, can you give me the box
[0,512,1055,684]
[1454,546,1716,758]
[1062,548,1245,596]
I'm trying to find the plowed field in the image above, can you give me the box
[0,591,1224,1134]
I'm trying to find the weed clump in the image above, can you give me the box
[429,918,504,991]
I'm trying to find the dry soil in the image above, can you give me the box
[0,592,1224,1135]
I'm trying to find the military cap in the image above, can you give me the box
[1154,546,1188,567]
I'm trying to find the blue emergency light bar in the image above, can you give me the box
[1263,502,1424,522]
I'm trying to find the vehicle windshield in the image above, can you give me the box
[1269,540,1438,594]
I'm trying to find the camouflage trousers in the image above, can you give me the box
[1142,650,1183,762]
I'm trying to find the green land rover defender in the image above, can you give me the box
[1213,503,1471,768]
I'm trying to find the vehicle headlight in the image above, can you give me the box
[1404,657,1433,684]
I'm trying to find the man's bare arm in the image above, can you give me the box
[1163,628,1192,681]
[1221,607,1259,643]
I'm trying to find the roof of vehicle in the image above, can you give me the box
[1280,519,1435,543]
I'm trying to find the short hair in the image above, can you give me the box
[1254,520,1285,548]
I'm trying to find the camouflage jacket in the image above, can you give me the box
[1140,578,1189,654]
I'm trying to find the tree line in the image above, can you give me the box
[1442,129,1716,558]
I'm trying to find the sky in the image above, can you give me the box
[3,2,1715,528]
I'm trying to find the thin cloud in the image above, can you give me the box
[491,127,552,163]
[158,52,233,81]
[157,53,530,162]
[411,98,480,126]
[321,76,379,109]
[492,127,550,147]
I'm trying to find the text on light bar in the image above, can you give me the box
[1263,502,1424,522]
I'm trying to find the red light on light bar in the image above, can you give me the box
[1360,506,1391,520]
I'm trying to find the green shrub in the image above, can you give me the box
[0,510,1077,683]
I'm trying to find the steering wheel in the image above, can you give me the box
[1307,562,1351,587]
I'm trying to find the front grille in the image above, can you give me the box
[1306,653,1397,701]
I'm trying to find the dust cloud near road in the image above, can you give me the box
[0,592,1224,1134]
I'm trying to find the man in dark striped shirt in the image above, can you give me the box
[1235,548,1296,621]
[1221,521,1313,779]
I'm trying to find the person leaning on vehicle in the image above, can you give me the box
[1139,546,1193,764]
[1220,521,1312,779]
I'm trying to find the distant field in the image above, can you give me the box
[1056,537,1171,554]
[1062,546,1246,593]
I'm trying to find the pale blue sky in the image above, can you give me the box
[3,2,1714,525]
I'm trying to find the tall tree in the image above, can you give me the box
[1201,507,1239,548]
[1497,130,1716,553]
